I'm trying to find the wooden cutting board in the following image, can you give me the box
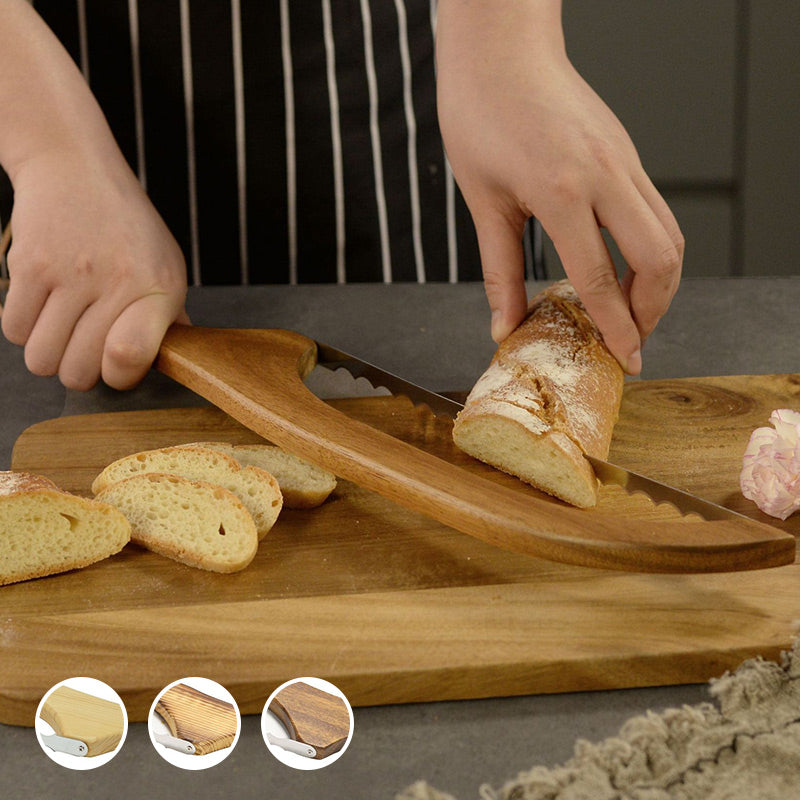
[39,686,124,757]
[2,374,799,726]
[269,682,350,759]
[155,684,237,755]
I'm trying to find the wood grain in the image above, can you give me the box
[2,375,799,725]
[39,686,124,757]
[154,326,794,573]
[155,684,237,755]
[269,682,350,759]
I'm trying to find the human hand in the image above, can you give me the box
[1,150,188,390]
[435,0,683,375]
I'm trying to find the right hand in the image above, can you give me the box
[1,149,188,390]
[435,0,684,374]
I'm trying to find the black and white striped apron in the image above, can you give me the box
[0,1,544,285]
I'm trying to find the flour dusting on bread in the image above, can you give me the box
[0,471,59,497]
[452,280,624,508]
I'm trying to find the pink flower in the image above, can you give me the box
[740,409,800,520]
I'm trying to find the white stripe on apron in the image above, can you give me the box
[76,0,89,82]
[231,0,249,284]
[180,0,201,285]
[360,0,392,283]
[321,0,346,284]
[279,0,298,285]
[395,0,425,283]
[428,0,458,282]
[128,0,147,189]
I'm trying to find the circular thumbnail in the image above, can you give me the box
[148,677,241,769]
[35,677,128,769]
[262,677,354,769]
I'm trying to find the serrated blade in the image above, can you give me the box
[584,455,747,521]
[314,341,748,524]
[314,342,464,418]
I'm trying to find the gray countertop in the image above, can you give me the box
[1,277,797,799]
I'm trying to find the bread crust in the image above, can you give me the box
[452,280,624,507]
[0,471,131,585]
[0,471,59,497]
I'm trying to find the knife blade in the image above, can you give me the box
[314,342,464,418]
[266,732,317,758]
[40,733,89,757]
[314,342,753,523]
[156,326,795,572]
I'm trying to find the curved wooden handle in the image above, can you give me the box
[156,326,795,573]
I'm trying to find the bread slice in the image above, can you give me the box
[180,442,336,509]
[452,280,624,508]
[91,446,282,539]
[95,473,258,573]
[0,471,131,585]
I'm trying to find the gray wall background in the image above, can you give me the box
[543,1,800,279]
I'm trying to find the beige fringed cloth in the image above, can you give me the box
[398,637,800,800]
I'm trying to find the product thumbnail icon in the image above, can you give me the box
[148,677,240,769]
[35,678,128,769]
[262,677,353,769]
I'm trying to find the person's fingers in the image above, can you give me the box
[633,172,685,259]
[631,172,684,336]
[473,208,528,342]
[547,210,642,375]
[619,266,635,304]
[0,274,49,346]
[22,290,90,376]
[101,293,185,390]
[598,177,683,340]
[56,301,121,390]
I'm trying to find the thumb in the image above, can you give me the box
[102,294,187,390]
[475,209,528,342]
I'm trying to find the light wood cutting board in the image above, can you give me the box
[2,374,799,725]
[39,686,125,757]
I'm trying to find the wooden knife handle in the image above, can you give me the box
[156,326,795,573]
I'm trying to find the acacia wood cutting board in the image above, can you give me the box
[269,682,350,759]
[2,374,799,726]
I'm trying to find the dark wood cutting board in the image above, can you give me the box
[2,374,798,725]
[268,681,350,759]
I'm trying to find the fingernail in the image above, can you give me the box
[626,348,642,375]
[490,310,505,343]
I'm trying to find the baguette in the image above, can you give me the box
[452,280,624,508]
[91,446,282,539]
[180,442,336,509]
[95,473,258,573]
[0,471,131,585]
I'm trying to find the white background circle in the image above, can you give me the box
[261,677,354,770]
[35,677,128,769]
[148,677,241,770]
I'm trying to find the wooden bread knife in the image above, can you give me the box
[156,326,795,574]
